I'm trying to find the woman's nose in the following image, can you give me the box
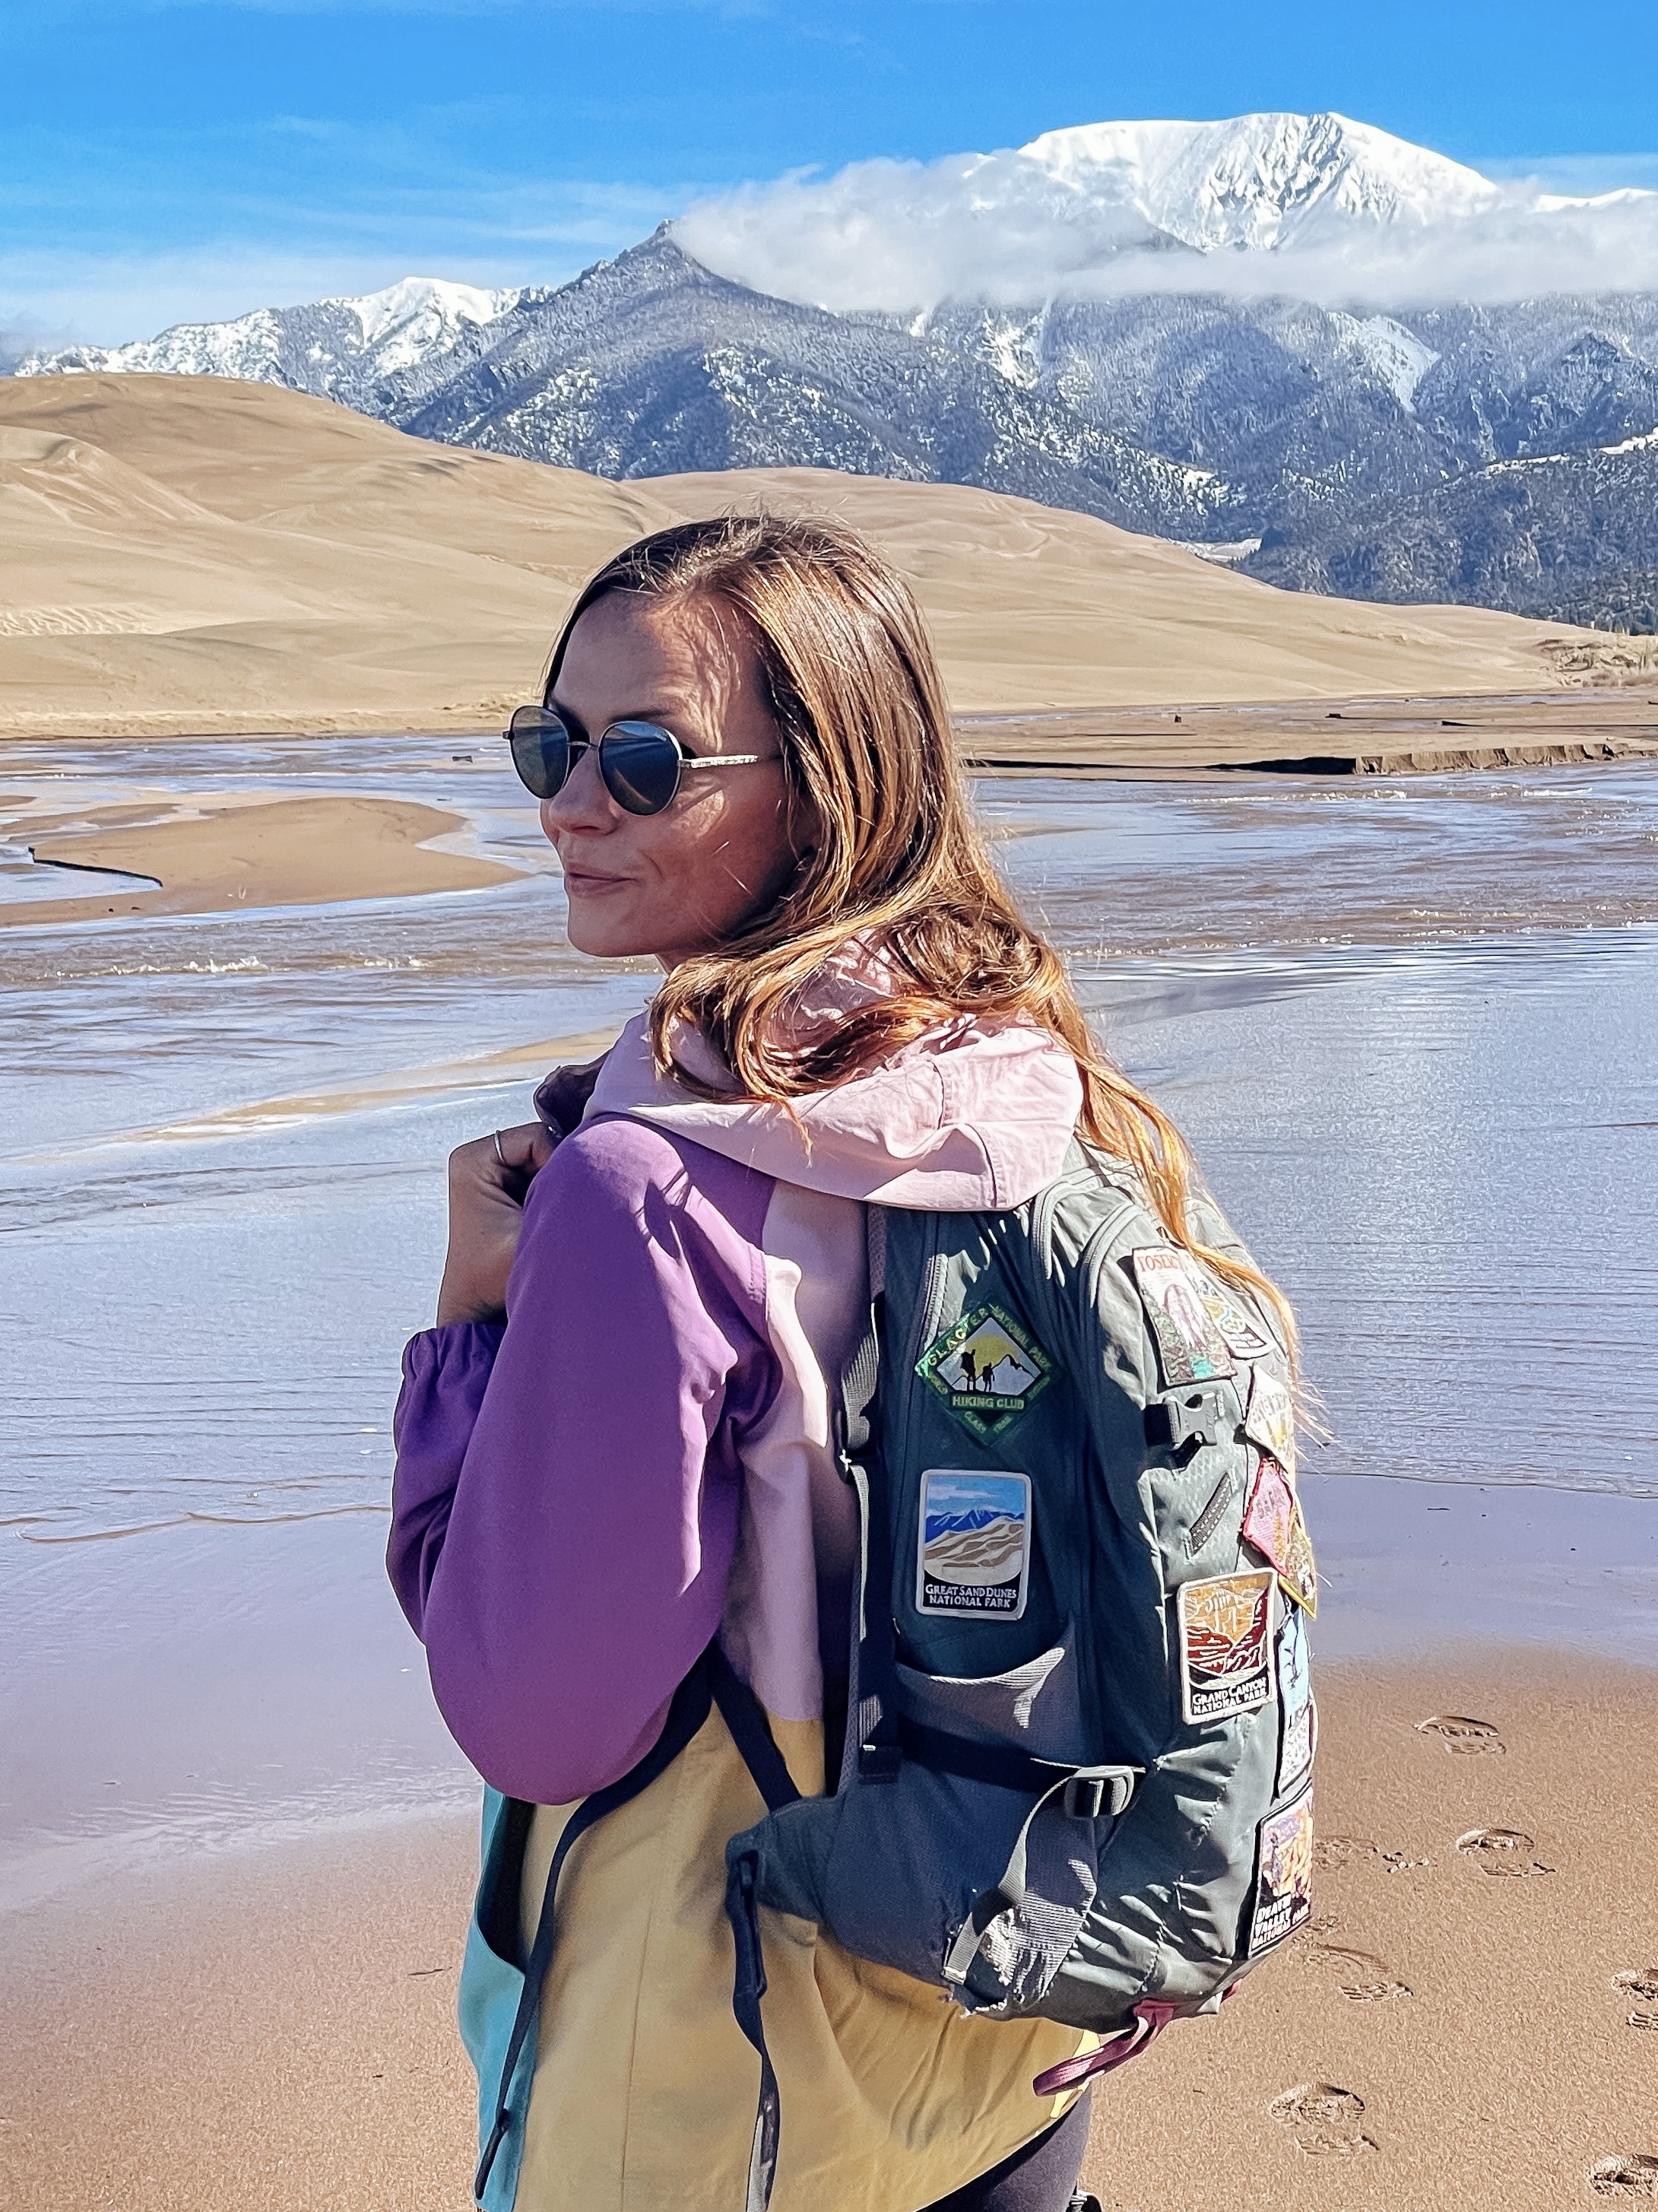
[540,744,613,838]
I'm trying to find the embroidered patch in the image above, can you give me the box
[1128,1248,1236,1388]
[1277,1606,1314,1795]
[1244,1365,1297,1472]
[1250,1785,1315,1954]
[1198,1274,1278,1362]
[1243,1453,1318,1618]
[915,1469,1032,1619]
[1177,1569,1276,1725]
[915,1303,1055,1442]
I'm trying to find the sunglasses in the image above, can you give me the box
[505,705,774,816]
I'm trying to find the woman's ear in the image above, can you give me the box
[782,779,823,876]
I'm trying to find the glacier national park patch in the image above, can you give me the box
[915,1303,1054,1442]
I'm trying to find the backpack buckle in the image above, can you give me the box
[1064,1774,1106,1820]
[858,1741,902,1782]
[1145,1387,1227,1453]
[1063,1767,1137,1820]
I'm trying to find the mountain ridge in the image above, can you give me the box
[14,113,1658,630]
[1016,112,1504,252]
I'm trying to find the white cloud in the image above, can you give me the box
[674,132,1658,313]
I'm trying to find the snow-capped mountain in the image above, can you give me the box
[392,230,1241,541]
[1016,113,1501,252]
[14,115,1658,630]
[1245,427,1658,629]
[675,109,1658,312]
[18,277,532,417]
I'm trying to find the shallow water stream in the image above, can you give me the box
[3,740,1656,1903]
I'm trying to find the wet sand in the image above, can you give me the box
[5,792,520,925]
[957,689,1658,776]
[1087,1649,1658,2207]
[3,1652,1654,2211]
[0,1814,481,2212]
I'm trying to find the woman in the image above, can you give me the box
[389,516,1294,2212]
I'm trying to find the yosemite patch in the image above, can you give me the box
[915,1303,1055,1442]
[1127,1248,1236,1388]
[915,1469,1032,1619]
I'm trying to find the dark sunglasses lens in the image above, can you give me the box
[507,709,571,799]
[600,724,683,815]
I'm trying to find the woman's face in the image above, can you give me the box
[541,589,807,966]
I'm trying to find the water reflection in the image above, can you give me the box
[3,737,1656,1888]
[2,744,1656,1536]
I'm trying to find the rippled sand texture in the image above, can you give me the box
[0,373,1609,741]
[1082,1651,1658,2207]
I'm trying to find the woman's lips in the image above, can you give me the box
[562,867,629,893]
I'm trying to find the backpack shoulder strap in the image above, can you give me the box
[839,1205,903,1785]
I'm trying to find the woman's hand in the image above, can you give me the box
[436,1121,557,1325]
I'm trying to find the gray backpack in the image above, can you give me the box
[471,1141,1315,2210]
[722,1141,1316,2208]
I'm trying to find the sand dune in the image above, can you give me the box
[923,1521,1026,1584]
[649,467,1600,712]
[0,376,680,741]
[0,375,1603,740]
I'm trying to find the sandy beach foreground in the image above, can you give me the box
[3,1649,1654,2211]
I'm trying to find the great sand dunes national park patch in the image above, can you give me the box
[914,1468,1032,1620]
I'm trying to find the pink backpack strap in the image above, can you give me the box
[1032,2000,1181,2098]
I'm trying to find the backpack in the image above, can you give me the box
[723,1141,1316,2208]
[470,1141,1315,2210]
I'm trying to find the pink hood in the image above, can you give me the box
[584,961,1083,1212]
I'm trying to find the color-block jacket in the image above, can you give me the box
[388,996,1100,2212]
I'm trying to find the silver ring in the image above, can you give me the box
[493,1130,506,1166]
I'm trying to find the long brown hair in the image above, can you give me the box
[544,515,1295,1354]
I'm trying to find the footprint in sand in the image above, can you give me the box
[1268,2082,1377,2157]
[1456,1826,1554,1877]
[1416,1713,1505,1756]
[1589,2153,1658,2198]
[1314,1836,1379,1869]
[1301,1938,1412,2002]
[1612,1971,1658,2029]
[1311,1836,1434,1877]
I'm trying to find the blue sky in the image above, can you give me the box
[7,0,1658,344]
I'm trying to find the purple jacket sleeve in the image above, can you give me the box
[388,1321,505,1634]
[387,1117,777,1805]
